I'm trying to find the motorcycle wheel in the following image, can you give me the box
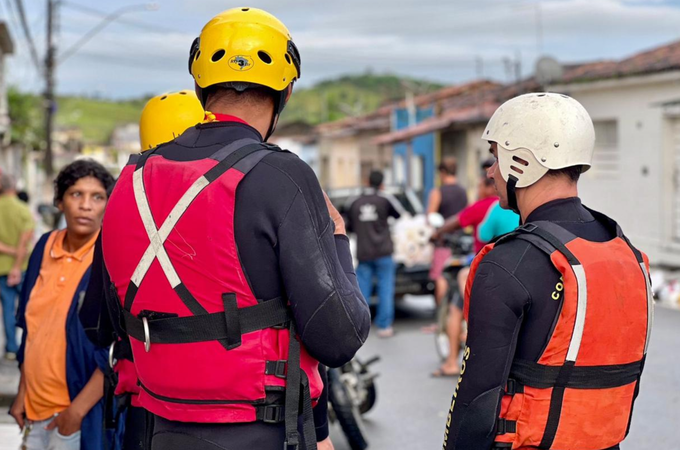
[328,368,369,450]
[358,381,377,415]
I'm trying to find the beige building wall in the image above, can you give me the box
[552,71,680,267]
[439,125,487,199]
[318,135,360,190]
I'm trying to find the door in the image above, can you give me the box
[672,118,680,241]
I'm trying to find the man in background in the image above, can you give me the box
[425,157,467,334]
[347,170,404,338]
[431,175,498,377]
[0,172,34,360]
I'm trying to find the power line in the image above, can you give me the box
[14,0,41,72]
[58,3,159,64]
[61,1,175,34]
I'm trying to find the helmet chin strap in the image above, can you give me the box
[506,175,520,215]
[264,86,291,142]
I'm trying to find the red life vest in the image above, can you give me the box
[102,140,322,436]
[465,219,653,450]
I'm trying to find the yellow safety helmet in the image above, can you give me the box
[188,7,301,139]
[139,90,204,151]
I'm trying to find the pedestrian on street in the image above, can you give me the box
[0,172,34,361]
[99,7,370,450]
[431,174,498,378]
[346,170,405,338]
[78,90,205,450]
[442,93,653,450]
[10,159,115,450]
[426,157,468,329]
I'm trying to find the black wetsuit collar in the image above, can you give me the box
[525,197,594,224]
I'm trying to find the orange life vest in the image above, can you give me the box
[465,219,653,450]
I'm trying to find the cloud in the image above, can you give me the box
[7,0,680,97]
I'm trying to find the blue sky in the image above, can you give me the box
[5,0,680,99]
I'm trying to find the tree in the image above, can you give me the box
[8,87,44,150]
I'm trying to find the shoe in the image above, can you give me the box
[4,352,17,361]
[376,327,394,338]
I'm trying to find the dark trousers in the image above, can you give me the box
[151,416,289,450]
[123,406,154,450]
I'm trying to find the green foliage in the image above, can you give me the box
[7,74,442,146]
[8,87,44,149]
[56,96,147,144]
[281,73,443,125]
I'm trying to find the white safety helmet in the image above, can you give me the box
[482,93,595,189]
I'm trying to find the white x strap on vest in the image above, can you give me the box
[131,167,209,289]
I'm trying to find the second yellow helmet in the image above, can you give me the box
[139,90,204,151]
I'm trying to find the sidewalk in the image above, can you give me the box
[0,357,19,407]
[0,318,20,408]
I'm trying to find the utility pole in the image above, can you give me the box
[44,0,56,176]
[41,2,157,176]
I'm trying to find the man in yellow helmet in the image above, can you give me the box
[98,7,370,450]
[139,90,205,151]
[79,90,204,450]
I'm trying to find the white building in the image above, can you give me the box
[551,40,680,267]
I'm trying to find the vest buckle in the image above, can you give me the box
[109,341,117,369]
[142,316,151,352]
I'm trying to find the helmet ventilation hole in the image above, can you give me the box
[510,166,525,175]
[212,49,226,62]
[285,54,292,64]
[160,95,167,100]
[258,51,272,64]
[242,7,250,11]
[195,51,201,61]
[512,156,529,166]
[180,91,187,95]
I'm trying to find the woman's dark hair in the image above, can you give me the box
[54,159,115,205]
[438,157,458,176]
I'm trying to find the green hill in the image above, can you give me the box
[10,74,443,146]
[56,96,148,144]
[281,73,443,125]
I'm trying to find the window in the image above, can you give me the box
[590,120,619,179]
[394,155,406,185]
[410,154,424,191]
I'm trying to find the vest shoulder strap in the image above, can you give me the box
[496,221,581,265]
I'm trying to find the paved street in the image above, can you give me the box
[329,297,680,450]
[1,297,678,450]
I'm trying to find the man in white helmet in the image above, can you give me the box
[442,93,653,450]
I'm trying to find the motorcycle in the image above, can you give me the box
[327,356,380,450]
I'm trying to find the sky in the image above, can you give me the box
[4,0,680,99]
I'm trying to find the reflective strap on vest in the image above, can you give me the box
[124,139,264,313]
[639,262,654,355]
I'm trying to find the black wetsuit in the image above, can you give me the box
[80,120,371,450]
[443,198,621,450]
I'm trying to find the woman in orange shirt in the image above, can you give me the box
[10,159,114,450]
